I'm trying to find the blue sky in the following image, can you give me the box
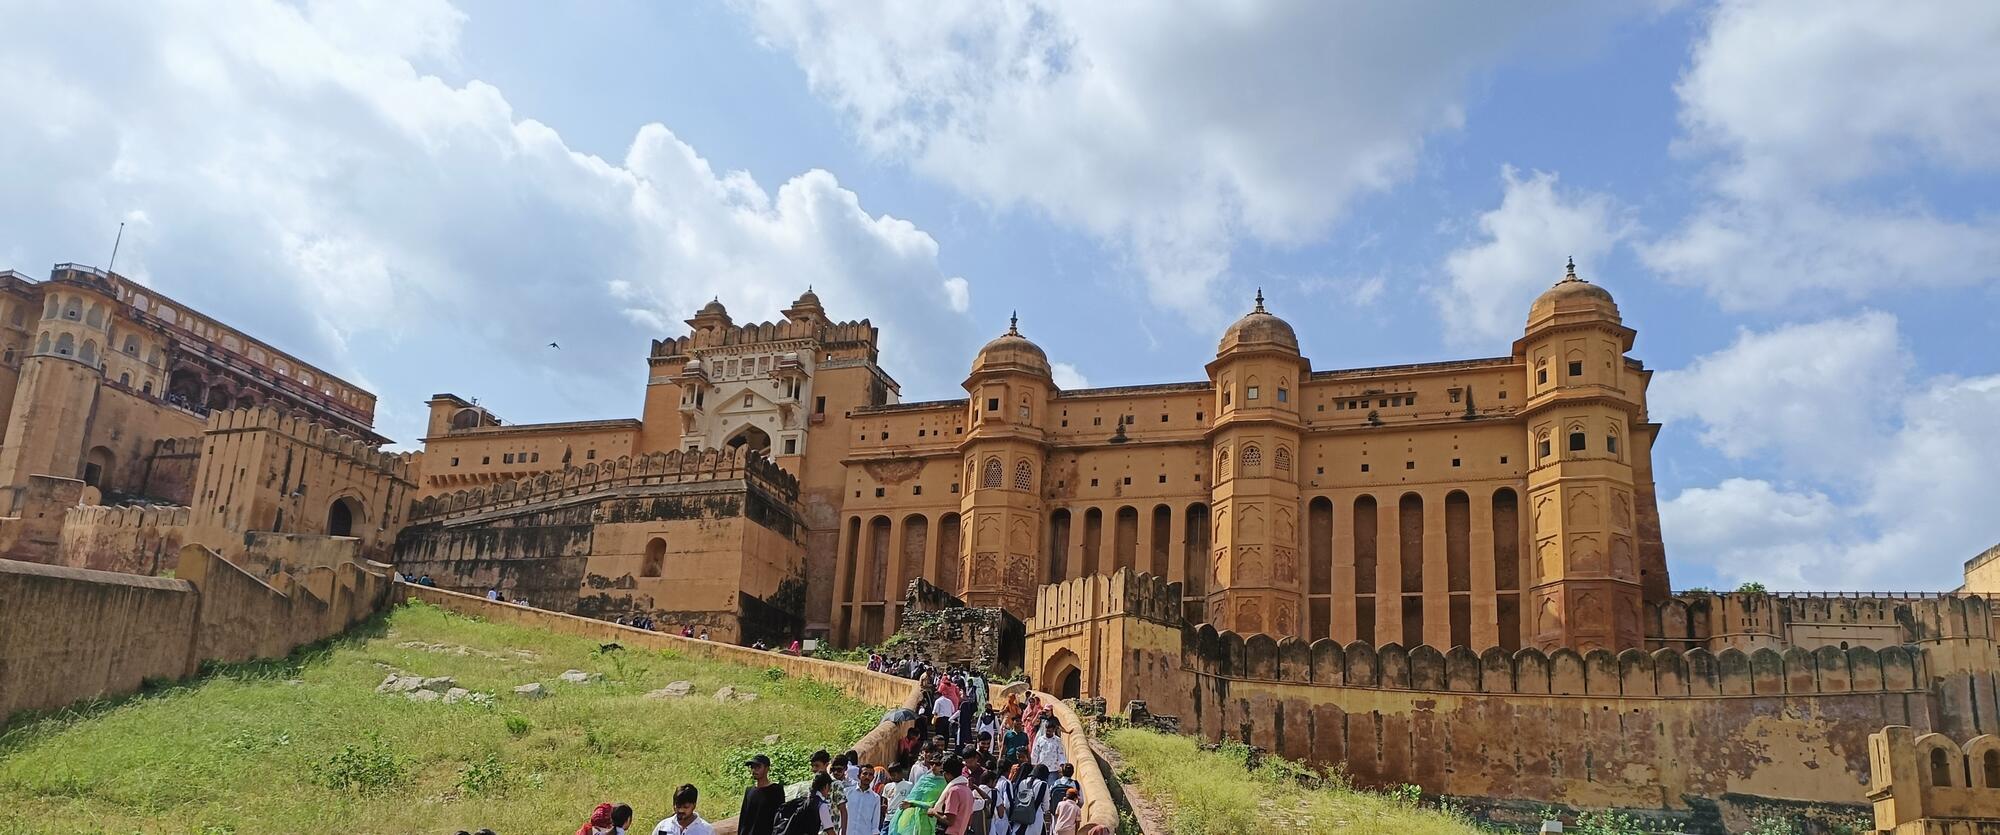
[1,0,1995,591]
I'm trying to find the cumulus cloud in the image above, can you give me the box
[1643,0,2000,307]
[0,0,972,444]
[1657,315,2000,589]
[1434,168,1632,344]
[1050,362,1090,391]
[739,0,1596,321]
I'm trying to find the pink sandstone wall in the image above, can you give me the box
[57,504,187,574]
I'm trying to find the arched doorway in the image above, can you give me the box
[327,496,363,537]
[83,446,114,490]
[642,537,666,578]
[1041,648,1083,700]
[725,424,772,457]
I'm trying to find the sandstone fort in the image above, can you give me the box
[2,260,1997,828]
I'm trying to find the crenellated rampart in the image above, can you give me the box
[57,504,189,575]
[650,318,880,357]
[408,446,798,523]
[203,406,414,479]
[1650,591,1994,653]
[1030,570,2000,826]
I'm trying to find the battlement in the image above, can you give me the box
[62,504,190,531]
[407,447,798,523]
[203,406,415,480]
[1033,569,1184,632]
[1867,726,2000,832]
[1177,623,1928,698]
[1652,592,1994,649]
[650,318,880,358]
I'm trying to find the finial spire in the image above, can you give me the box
[1565,256,1576,279]
[1008,310,1019,335]
[1253,287,1266,313]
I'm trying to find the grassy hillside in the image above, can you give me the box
[1105,726,1489,835]
[0,601,883,834]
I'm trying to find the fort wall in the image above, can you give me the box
[187,406,416,566]
[1031,570,1999,818]
[57,504,188,574]
[396,448,807,644]
[0,546,392,725]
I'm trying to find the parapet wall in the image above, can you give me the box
[203,406,413,480]
[57,504,188,575]
[1180,625,1927,698]
[1651,592,1993,652]
[409,447,799,523]
[0,546,392,725]
[651,318,879,357]
[1033,569,1183,631]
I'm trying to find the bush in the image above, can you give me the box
[457,754,510,797]
[1571,810,1646,835]
[310,734,407,794]
[503,715,532,738]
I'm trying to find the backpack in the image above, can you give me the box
[1008,778,1045,825]
[772,794,821,835]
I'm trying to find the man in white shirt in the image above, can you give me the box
[932,691,956,742]
[878,764,911,835]
[842,766,881,835]
[652,783,715,835]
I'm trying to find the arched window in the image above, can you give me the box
[980,457,1002,489]
[1274,446,1291,471]
[1568,429,1587,453]
[1013,459,1034,491]
[1984,749,1999,788]
[36,332,49,354]
[1930,747,1953,787]
[54,333,73,357]
[1246,376,1261,401]
[62,297,81,320]
[1017,396,1031,422]
[85,304,104,327]
[1536,358,1549,386]
[1606,429,1621,457]
[42,296,57,320]
[118,372,130,386]
[123,335,139,355]
[1222,386,1232,407]
[642,538,666,578]
[1216,447,1230,478]
[1536,429,1552,461]
[78,340,96,364]
[1241,443,1262,470]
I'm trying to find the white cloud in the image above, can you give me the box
[1657,315,2000,590]
[1650,312,1905,477]
[739,0,1596,321]
[1050,362,1089,391]
[1433,168,1631,344]
[0,0,973,443]
[1644,0,2000,307]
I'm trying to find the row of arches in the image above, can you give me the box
[1215,442,1291,480]
[835,511,965,645]
[43,293,108,328]
[974,456,1035,491]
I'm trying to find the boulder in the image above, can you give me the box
[418,676,457,692]
[443,687,472,704]
[513,683,549,700]
[713,685,736,701]
[376,674,424,694]
[406,689,442,703]
[662,680,693,696]
[559,669,602,684]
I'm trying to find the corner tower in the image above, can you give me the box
[1204,291,1307,638]
[1517,260,1648,652]
[0,272,117,512]
[957,314,1052,615]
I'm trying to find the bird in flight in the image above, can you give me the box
[547,342,560,350]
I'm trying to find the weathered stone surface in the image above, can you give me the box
[558,669,601,684]
[405,688,441,702]
[418,676,456,692]
[512,682,548,699]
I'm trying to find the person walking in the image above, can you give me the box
[1004,764,1046,835]
[987,763,1017,835]
[653,783,715,835]
[1049,789,1079,835]
[930,757,973,835]
[739,754,787,835]
[843,766,882,835]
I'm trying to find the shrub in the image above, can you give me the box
[310,733,406,794]
[503,715,532,738]
[457,754,510,797]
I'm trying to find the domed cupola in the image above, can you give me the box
[1217,289,1300,357]
[1528,258,1620,329]
[971,312,1052,379]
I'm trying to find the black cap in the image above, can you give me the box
[745,754,772,767]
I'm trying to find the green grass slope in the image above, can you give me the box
[0,601,882,834]
[1106,726,1489,835]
